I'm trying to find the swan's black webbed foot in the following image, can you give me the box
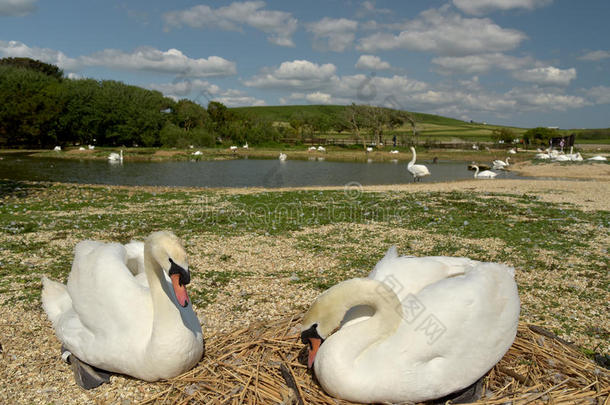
[429,376,484,404]
[61,345,112,390]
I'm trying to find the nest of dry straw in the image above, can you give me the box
[143,315,609,405]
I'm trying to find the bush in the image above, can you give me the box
[523,127,558,146]
[493,128,516,143]
[160,123,216,148]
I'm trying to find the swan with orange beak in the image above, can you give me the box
[42,231,204,389]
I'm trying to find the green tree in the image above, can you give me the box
[492,128,516,144]
[0,57,63,80]
[523,127,558,146]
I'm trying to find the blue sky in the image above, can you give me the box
[1,0,609,128]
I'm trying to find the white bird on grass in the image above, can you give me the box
[587,155,607,161]
[41,231,204,389]
[300,247,520,404]
[407,146,430,182]
[279,153,287,161]
[472,165,497,179]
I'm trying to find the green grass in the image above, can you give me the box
[1,179,608,354]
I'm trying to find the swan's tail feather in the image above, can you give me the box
[41,276,71,326]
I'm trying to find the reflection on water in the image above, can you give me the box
[0,152,523,188]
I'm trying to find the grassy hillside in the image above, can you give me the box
[231,105,526,142]
[231,105,610,145]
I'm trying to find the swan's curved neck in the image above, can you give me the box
[474,166,479,177]
[321,279,403,364]
[409,149,416,166]
[143,245,182,338]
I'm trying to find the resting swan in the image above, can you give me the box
[407,146,431,182]
[42,231,204,388]
[301,247,520,403]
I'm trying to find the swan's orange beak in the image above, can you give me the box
[170,273,189,307]
[307,337,322,368]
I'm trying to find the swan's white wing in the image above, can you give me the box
[386,262,519,397]
[124,241,145,276]
[67,241,152,339]
[368,248,475,297]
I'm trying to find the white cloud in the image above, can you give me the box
[148,80,221,99]
[355,54,391,70]
[512,66,576,86]
[163,1,297,47]
[80,47,236,77]
[214,89,266,107]
[432,52,532,74]
[305,91,333,104]
[453,0,553,15]
[0,0,37,16]
[0,40,79,70]
[149,80,265,107]
[586,86,610,104]
[357,7,526,55]
[506,87,588,110]
[307,17,358,52]
[243,60,336,89]
[579,50,610,61]
[0,41,236,77]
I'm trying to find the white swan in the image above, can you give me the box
[108,150,123,162]
[41,231,204,387]
[407,146,431,182]
[472,165,497,179]
[301,247,520,403]
[279,153,287,161]
[390,150,399,154]
[492,157,510,170]
[366,147,373,153]
[587,155,607,161]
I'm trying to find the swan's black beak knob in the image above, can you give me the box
[169,258,190,286]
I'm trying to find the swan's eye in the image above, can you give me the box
[300,323,321,345]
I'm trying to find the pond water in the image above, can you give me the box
[0,153,524,188]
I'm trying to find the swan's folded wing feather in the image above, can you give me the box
[370,255,476,297]
[124,241,145,276]
[67,241,152,337]
[397,262,519,364]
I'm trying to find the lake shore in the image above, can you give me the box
[5,145,609,165]
[0,174,608,404]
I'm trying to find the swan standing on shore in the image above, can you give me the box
[407,146,430,182]
[472,165,497,179]
[41,231,204,389]
[301,247,520,403]
[279,153,287,161]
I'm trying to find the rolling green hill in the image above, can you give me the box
[231,104,526,142]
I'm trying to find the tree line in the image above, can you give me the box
[0,57,283,148]
[0,57,418,149]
